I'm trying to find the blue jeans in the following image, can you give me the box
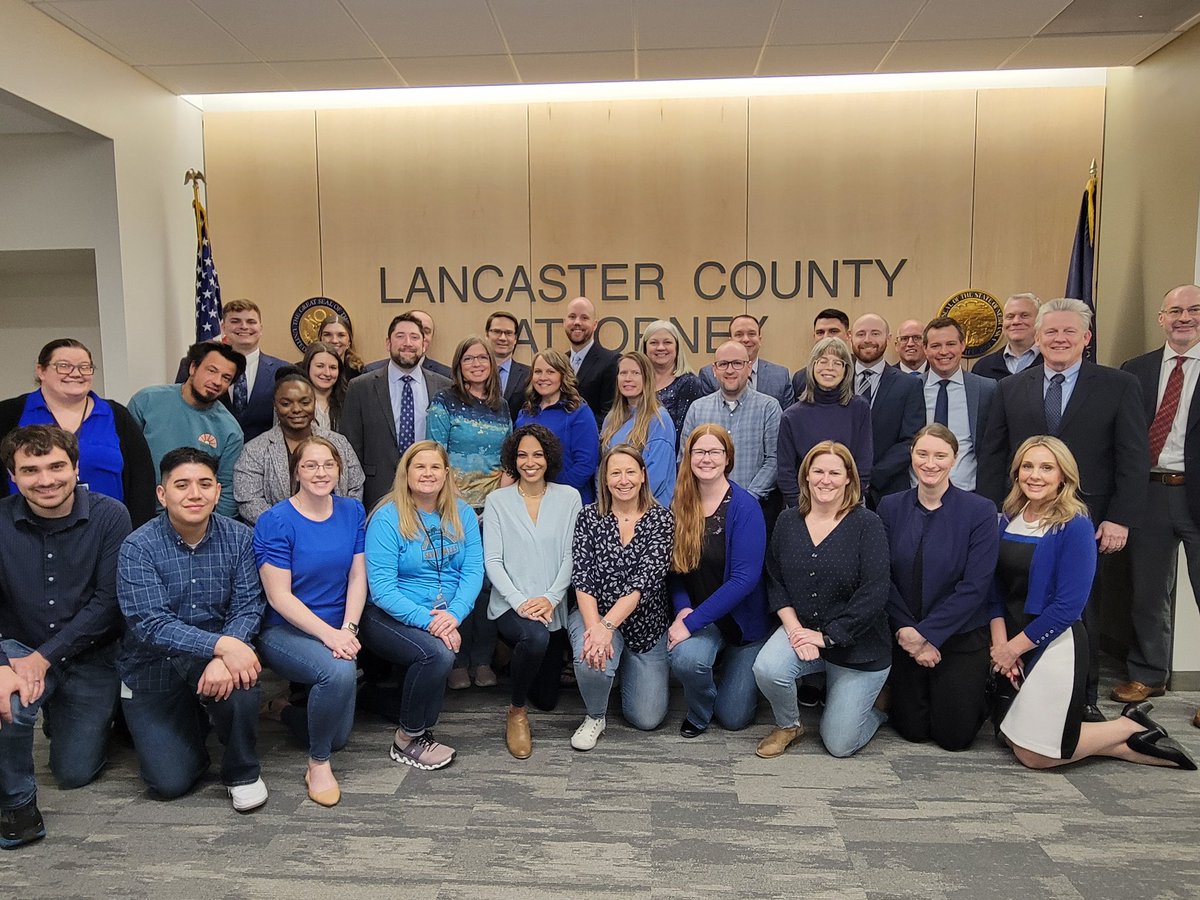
[258,622,358,762]
[0,639,119,810]
[567,609,668,730]
[122,657,261,798]
[668,625,764,731]
[360,604,454,736]
[752,625,890,758]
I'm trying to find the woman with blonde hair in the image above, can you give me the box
[777,337,873,507]
[640,320,706,449]
[752,441,891,759]
[667,424,771,737]
[600,351,676,506]
[516,348,600,503]
[991,436,1194,770]
[362,440,484,771]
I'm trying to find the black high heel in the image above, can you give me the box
[1122,700,1162,734]
[1126,727,1198,771]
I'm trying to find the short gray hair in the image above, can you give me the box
[1005,292,1040,309]
[1036,297,1092,332]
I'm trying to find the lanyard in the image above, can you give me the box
[419,514,447,607]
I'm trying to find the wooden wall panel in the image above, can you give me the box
[202,110,322,360]
[315,105,530,365]
[747,91,977,370]
[527,98,749,357]
[972,87,1106,309]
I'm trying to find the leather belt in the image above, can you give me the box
[1149,472,1186,486]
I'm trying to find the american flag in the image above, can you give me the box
[193,196,223,343]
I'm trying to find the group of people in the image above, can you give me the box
[3,287,1199,853]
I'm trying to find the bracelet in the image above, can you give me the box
[342,622,359,636]
[600,617,616,632]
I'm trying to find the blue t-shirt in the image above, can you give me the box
[12,390,124,502]
[253,495,366,629]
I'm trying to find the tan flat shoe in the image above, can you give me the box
[755,724,804,759]
[305,769,341,807]
[506,706,532,759]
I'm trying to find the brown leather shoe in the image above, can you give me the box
[755,724,804,759]
[506,706,532,759]
[1109,680,1166,703]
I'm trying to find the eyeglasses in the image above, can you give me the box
[814,357,847,368]
[298,461,338,473]
[714,360,748,371]
[897,335,924,344]
[460,354,491,365]
[1162,306,1200,318]
[49,362,95,375]
[690,447,726,458]
[487,328,516,338]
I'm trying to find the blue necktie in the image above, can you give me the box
[398,374,416,452]
[1045,373,1065,435]
[858,370,874,404]
[232,372,248,416]
[933,379,950,427]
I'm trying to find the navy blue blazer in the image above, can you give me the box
[174,350,287,443]
[878,485,999,649]
[972,348,1041,381]
[865,366,925,504]
[669,481,771,643]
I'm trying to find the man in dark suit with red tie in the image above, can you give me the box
[1115,285,1200,730]
[979,298,1149,721]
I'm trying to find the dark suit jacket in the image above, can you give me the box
[362,355,450,377]
[575,343,620,426]
[978,360,1148,526]
[972,347,1041,381]
[502,359,531,422]
[174,351,287,443]
[338,365,452,510]
[866,366,926,504]
[1122,348,1200,526]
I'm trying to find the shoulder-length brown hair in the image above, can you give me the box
[449,336,504,412]
[601,351,663,451]
[671,424,734,573]
[1001,435,1090,530]
[376,439,463,541]
[798,337,854,405]
[597,444,654,518]
[302,341,347,428]
[523,348,583,414]
[797,440,861,516]
[289,434,343,494]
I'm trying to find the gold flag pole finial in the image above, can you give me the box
[1089,158,1097,179]
[184,169,206,202]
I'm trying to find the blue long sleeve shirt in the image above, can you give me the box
[516,400,600,503]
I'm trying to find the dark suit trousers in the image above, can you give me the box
[888,630,990,751]
[1127,480,1200,685]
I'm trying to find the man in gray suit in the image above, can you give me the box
[339,313,452,510]
[919,316,995,491]
[486,311,530,422]
[700,314,793,410]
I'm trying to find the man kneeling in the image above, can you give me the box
[117,448,268,811]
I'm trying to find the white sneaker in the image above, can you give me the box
[571,716,606,751]
[228,777,269,812]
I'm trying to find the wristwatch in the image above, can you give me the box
[342,622,359,636]
[600,618,616,632]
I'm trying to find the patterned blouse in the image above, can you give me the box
[656,373,708,450]
[427,388,512,510]
[571,503,674,653]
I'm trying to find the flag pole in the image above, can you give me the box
[187,169,223,343]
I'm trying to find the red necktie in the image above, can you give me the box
[1149,356,1185,466]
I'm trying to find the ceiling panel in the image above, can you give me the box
[880,38,1031,73]
[758,42,892,76]
[638,47,762,80]
[30,1,138,65]
[41,0,257,65]
[514,51,635,84]
[770,0,926,45]
[490,0,634,53]
[1003,32,1170,67]
[904,0,1071,40]
[1042,0,1200,34]
[135,62,292,94]
[341,0,505,57]
[191,0,379,61]
[391,54,516,87]
[268,58,405,91]
[635,0,777,49]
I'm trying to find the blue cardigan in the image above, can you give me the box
[877,485,999,648]
[669,481,771,643]
[988,513,1097,667]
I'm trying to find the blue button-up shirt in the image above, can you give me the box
[922,369,976,490]
[388,361,430,443]
[117,513,264,691]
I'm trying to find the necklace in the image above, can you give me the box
[517,482,546,499]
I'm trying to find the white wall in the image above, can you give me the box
[0,0,204,400]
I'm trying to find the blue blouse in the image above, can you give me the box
[516,399,600,504]
[604,408,676,507]
[12,390,124,503]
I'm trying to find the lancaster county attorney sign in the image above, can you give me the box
[368,256,909,353]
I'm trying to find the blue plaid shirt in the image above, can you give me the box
[117,513,264,691]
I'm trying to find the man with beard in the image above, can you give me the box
[339,313,452,509]
[0,425,132,848]
[129,341,245,518]
[563,296,619,426]
[849,314,925,507]
[701,314,793,410]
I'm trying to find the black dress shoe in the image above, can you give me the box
[1127,728,1198,771]
[0,799,46,850]
[679,718,706,739]
[1082,704,1107,723]
[797,684,825,708]
[1121,701,1162,733]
